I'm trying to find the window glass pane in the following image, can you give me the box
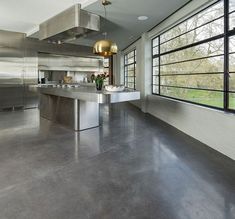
[161,1,224,44]
[124,49,136,89]
[229,36,235,74]
[160,56,224,75]
[160,74,223,90]
[229,54,235,72]
[161,86,223,107]
[128,65,134,71]
[229,12,235,30]
[229,73,235,91]
[160,38,223,65]
[153,46,158,56]
[152,85,159,94]
[152,76,159,85]
[153,67,159,75]
[127,51,134,59]
[127,57,134,64]
[230,0,235,12]
[124,56,127,65]
[126,77,135,83]
[128,83,134,89]
[153,57,159,66]
[127,69,135,76]
[160,18,224,54]
[153,37,159,47]
[229,35,235,53]
[229,93,235,109]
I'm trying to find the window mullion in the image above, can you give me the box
[159,36,161,95]
[224,0,229,110]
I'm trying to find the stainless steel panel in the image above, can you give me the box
[0,30,24,49]
[37,86,141,104]
[78,100,99,130]
[23,46,38,109]
[39,4,100,43]
[0,29,97,111]
[0,31,25,110]
[0,31,24,85]
[38,86,140,130]
[0,57,24,84]
[40,94,99,131]
[0,86,24,110]
[38,53,102,72]
[24,85,39,109]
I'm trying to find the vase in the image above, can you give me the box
[95,80,103,91]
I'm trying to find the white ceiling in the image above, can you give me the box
[0,0,97,35]
[73,0,190,49]
[0,0,190,50]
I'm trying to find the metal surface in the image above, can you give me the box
[92,1,118,57]
[38,53,102,72]
[39,4,100,43]
[38,86,140,130]
[0,29,97,111]
[0,31,25,109]
[40,94,99,131]
[37,86,140,104]
[93,40,118,57]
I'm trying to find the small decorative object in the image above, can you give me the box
[105,85,125,92]
[93,73,109,91]
[63,76,72,84]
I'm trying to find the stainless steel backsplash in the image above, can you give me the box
[0,30,96,110]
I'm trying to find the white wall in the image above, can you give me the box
[114,0,235,160]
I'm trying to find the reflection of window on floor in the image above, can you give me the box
[124,49,136,89]
[152,0,235,112]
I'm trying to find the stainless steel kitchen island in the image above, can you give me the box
[37,86,140,131]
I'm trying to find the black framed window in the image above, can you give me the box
[152,0,235,112]
[229,0,235,110]
[124,49,136,89]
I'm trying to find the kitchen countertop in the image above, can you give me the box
[34,85,140,104]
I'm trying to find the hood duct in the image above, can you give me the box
[39,4,100,44]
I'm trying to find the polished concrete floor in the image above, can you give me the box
[0,103,234,219]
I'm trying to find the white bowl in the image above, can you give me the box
[105,85,125,92]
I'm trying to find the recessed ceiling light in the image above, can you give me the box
[138,16,149,21]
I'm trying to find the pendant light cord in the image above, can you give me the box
[103,4,107,40]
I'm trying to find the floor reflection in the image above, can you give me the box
[0,103,234,219]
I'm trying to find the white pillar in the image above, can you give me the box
[139,32,152,113]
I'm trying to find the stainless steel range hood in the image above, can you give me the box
[39,4,100,43]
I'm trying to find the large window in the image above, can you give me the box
[152,0,235,111]
[124,49,136,89]
[229,0,235,109]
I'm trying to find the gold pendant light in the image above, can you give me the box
[93,0,118,57]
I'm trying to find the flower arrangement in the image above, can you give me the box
[91,73,109,90]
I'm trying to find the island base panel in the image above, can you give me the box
[40,94,99,131]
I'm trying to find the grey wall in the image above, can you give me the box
[115,0,235,161]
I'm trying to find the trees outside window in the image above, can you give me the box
[124,49,136,89]
[152,0,235,111]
